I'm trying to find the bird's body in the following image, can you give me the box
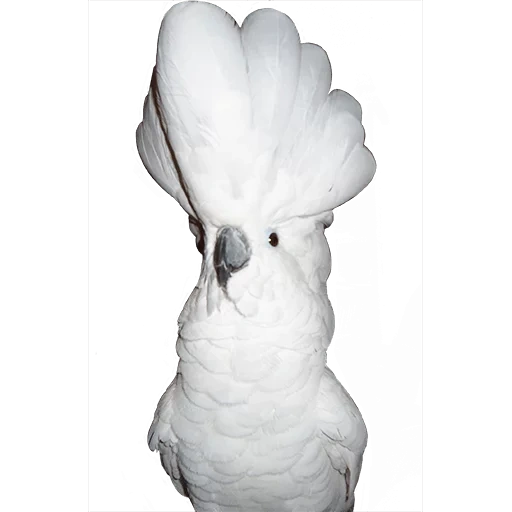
[149,287,365,512]
[137,2,375,511]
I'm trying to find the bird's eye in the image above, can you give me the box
[268,232,279,247]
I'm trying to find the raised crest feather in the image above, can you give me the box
[137,1,376,225]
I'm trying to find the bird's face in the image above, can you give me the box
[188,211,335,325]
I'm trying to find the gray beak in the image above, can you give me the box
[214,226,251,289]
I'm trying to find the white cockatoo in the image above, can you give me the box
[136,2,376,511]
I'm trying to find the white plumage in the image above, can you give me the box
[137,2,375,511]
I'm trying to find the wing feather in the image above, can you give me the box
[317,367,368,503]
[148,377,187,496]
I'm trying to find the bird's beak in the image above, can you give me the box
[214,226,251,289]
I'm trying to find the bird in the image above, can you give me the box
[136,2,376,511]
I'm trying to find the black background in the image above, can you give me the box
[89,2,423,511]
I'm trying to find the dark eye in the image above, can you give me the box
[268,232,279,247]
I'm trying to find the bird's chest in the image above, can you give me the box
[171,346,339,510]
[174,394,340,511]
[176,407,342,512]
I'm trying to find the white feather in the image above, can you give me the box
[241,8,301,146]
[318,367,368,504]
[136,69,194,216]
[330,88,363,122]
[267,88,376,221]
[275,42,332,168]
[156,1,251,148]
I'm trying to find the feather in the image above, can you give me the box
[136,69,194,216]
[288,91,376,216]
[276,42,332,168]
[241,8,301,148]
[156,1,251,149]
[148,1,253,222]
[330,88,363,122]
[318,367,368,503]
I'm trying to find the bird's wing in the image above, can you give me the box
[317,366,368,504]
[147,376,187,496]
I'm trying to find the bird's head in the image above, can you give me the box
[136,1,376,326]
[187,207,334,321]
